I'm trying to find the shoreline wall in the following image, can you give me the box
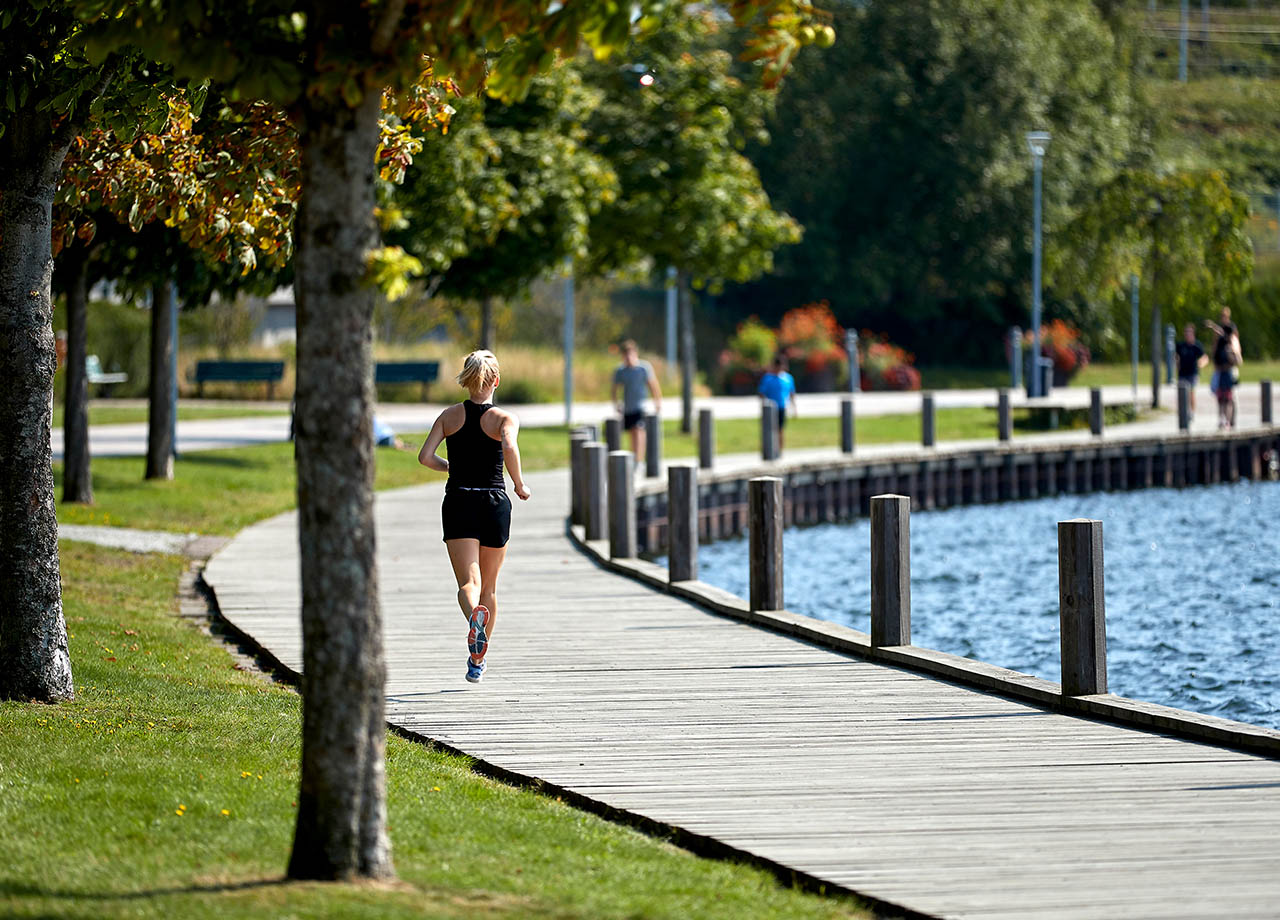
[633,428,1280,556]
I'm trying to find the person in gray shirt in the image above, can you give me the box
[611,339,662,463]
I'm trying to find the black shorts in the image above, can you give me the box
[622,411,646,431]
[776,407,787,429]
[441,488,511,548]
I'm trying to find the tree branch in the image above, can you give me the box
[370,0,407,55]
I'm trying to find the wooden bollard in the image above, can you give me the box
[668,464,698,582]
[584,442,608,541]
[840,396,855,454]
[997,389,1012,442]
[608,451,636,559]
[569,432,589,526]
[698,408,715,469]
[1177,382,1191,431]
[748,477,783,611]
[645,413,661,478]
[1263,380,1273,425]
[1089,387,1104,437]
[870,494,911,647]
[761,402,780,461]
[1058,518,1107,696]
[605,417,622,453]
[921,393,936,448]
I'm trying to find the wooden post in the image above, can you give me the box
[1089,387,1104,437]
[584,442,608,541]
[761,402,780,461]
[668,464,698,583]
[608,451,636,559]
[569,432,589,526]
[870,494,911,647]
[698,408,715,470]
[645,412,661,478]
[840,396,855,454]
[1177,381,1191,432]
[921,393,936,448]
[1263,380,1273,425]
[997,388,1012,442]
[605,417,622,453]
[748,477,783,611]
[1058,518,1107,696]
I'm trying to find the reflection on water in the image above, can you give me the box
[667,480,1280,730]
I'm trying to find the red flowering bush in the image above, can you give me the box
[859,333,921,391]
[1023,320,1091,383]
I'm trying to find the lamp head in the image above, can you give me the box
[1025,130,1051,158]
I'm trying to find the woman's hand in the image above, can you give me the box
[515,483,531,501]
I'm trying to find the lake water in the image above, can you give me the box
[664,480,1280,730]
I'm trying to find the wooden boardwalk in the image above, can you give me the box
[204,465,1280,920]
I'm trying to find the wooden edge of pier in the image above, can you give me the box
[567,520,1280,761]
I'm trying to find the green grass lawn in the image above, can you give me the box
[52,404,290,428]
[0,541,873,919]
[917,360,1280,391]
[52,407,1045,534]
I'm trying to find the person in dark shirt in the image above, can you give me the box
[1174,323,1207,418]
[418,350,532,683]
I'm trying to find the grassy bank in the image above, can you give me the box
[53,407,1037,534]
[0,542,871,919]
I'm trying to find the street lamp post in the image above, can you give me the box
[1026,131,1050,398]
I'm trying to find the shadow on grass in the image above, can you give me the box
[0,877,290,901]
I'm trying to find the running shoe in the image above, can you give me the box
[465,658,486,683]
[467,605,490,663]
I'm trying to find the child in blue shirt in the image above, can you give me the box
[757,356,798,450]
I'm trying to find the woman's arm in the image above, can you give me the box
[417,414,450,473]
[499,412,531,500]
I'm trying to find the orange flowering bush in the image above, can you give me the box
[777,301,846,381]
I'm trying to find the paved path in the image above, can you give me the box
[51,383,1264,459]
[204,463,1280,919]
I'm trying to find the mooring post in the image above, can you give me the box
[998,388,1012,442]
[605,417,622,453]
[840,395,855,454]
[1177,381,1191,432]
[921,392,936,448]
[569,431,590,526]
[761,401,780,461]
[1058,518,1107,696]
[645,412,661,477]
[870,494,911,647]
[1089,387,1104,437]
[698,408,715,470]
[748,477,784,611]
[669,464,698,583]
[584,442,608,542]
[1263,380,1274,426]
[608,451,636,559]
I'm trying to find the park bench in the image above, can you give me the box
[86,354,128,395]
[374,361,439,400]
[194,360,285,399]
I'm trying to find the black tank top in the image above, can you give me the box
[445,401,505,491]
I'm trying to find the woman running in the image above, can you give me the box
[418,350,531,683]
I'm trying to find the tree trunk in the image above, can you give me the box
[678,271,694,434]
[0,109,74,702]
[479,296,495,351]
[145,280,175,480]
[286,86,394,882]
[62,247,93,503]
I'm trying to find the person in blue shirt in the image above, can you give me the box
[757,356,798,450]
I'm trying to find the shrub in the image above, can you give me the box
[718,317,776,393]
[859,333,920,391]
[777,301,846,388]
[1024,319,1091,382]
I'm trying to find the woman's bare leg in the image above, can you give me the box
[478,544,507,639]
[445,539,482,620]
